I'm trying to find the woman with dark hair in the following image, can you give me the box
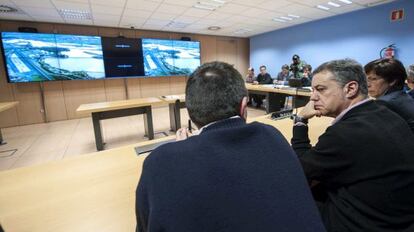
[407,65,414,98]
[364,58,414,133]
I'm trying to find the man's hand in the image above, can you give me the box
[298,101,321,119]
[176,127,192,141]
[253,81,259,85]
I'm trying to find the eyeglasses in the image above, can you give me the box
[367,76,382,82]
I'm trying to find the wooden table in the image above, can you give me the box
[246,83,311,113]
[0,115,332,231]
[76,98,164,151]
[159,94,186,132]
[0,101,19,145]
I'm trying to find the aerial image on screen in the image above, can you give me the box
[142,38,200,76]
[1,32,105,82]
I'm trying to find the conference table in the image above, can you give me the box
[159,94,186,132]
[76,97,164,151]
[246,83,312,113]
[0,114,332,232]
[0,101,19,145]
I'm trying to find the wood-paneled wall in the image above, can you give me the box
[0,20,250,127]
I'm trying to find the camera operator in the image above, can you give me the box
[290,55,307,79]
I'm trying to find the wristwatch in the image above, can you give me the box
[293,115,309,124]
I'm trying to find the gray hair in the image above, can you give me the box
[313,58,368,95]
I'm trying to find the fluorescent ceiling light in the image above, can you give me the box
[272,18,286,22]
[193,4,216,10]
[337,0,352,4]
[316,5,330,10]
[198,1,222,7]
[234,28,251,34]
[166,21,190,28]
[208,26,221,30]
[210,0,226,3]
[280,16,293,20]
[327,2,341,7]
[58,9,92,19]
[288,14,300,18]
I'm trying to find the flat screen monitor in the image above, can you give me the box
[101,37,144,77]
[0,32,105,82]
[142,38,200,77]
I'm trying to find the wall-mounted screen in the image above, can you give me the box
[142,38,200,76]
[101,37,144,77]
[0,32,105,82]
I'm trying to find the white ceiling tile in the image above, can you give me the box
[352,0,394,7]
[216,3,250,14]
[194,18,219,26]
[0,13,33,21]
[226,15,251,23]
[329,3,364,14]
[124,0,160,11]
[204,12,232,21]
[144,19,170,26]
[91,5,123,15]
[289,0,331,7]
[182,8,212,18]
[123,8,153,18]
[174,15,200,24]
[90,0,126,7]
[65,18,93,25]
[141,23,164,30]
[33,16,65,23]
[94,20,119,27]
[162,0,196,7]
[52,0,90,11]
[150,12,178,20]
[18,6,60,17]
[155,3,188,14]
[277,4,335,19]
[13,0,55,8]
[93,13,120,22]
[233,0,269,7]
[120,15,148,26]
[257,0,293,10]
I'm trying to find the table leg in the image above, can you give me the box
[92,112,104,151]
[143,107,154,140]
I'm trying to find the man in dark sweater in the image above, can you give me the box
[291,59,414,232]
[252,65,273,108]
[136,61,326,232]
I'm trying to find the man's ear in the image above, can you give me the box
[239,96,248,120]
[344,81,359,98]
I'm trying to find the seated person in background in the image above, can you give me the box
[245,67,255,83]
[136,61,326,232]
[291,59,414,232]
[290,54,307,79]
[253,65,272,84]
[253,65,272,108]
[302,64,313,86]
[406,65,414,98]
[364,58,414,133]
[245,67,256,105]
[273,64,292,85]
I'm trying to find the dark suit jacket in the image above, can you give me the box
[378,90,414,133]
[292,100,414,232]
[136,117,326,232]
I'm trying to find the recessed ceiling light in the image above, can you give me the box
[272,18,286,23]
[316,5,330,10]
[208,26,221,30]
[338,0,352,4]
[58,9,92,20]
[288,14,300,18]
[327,2,341,7]
[0,5,18,13]
[280,16,293,21]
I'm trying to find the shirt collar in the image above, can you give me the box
[331,98,371,125]
[198,116,241,134]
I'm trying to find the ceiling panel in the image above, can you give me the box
[0,0,397,37]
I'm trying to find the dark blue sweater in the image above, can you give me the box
[136,117,325,232]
